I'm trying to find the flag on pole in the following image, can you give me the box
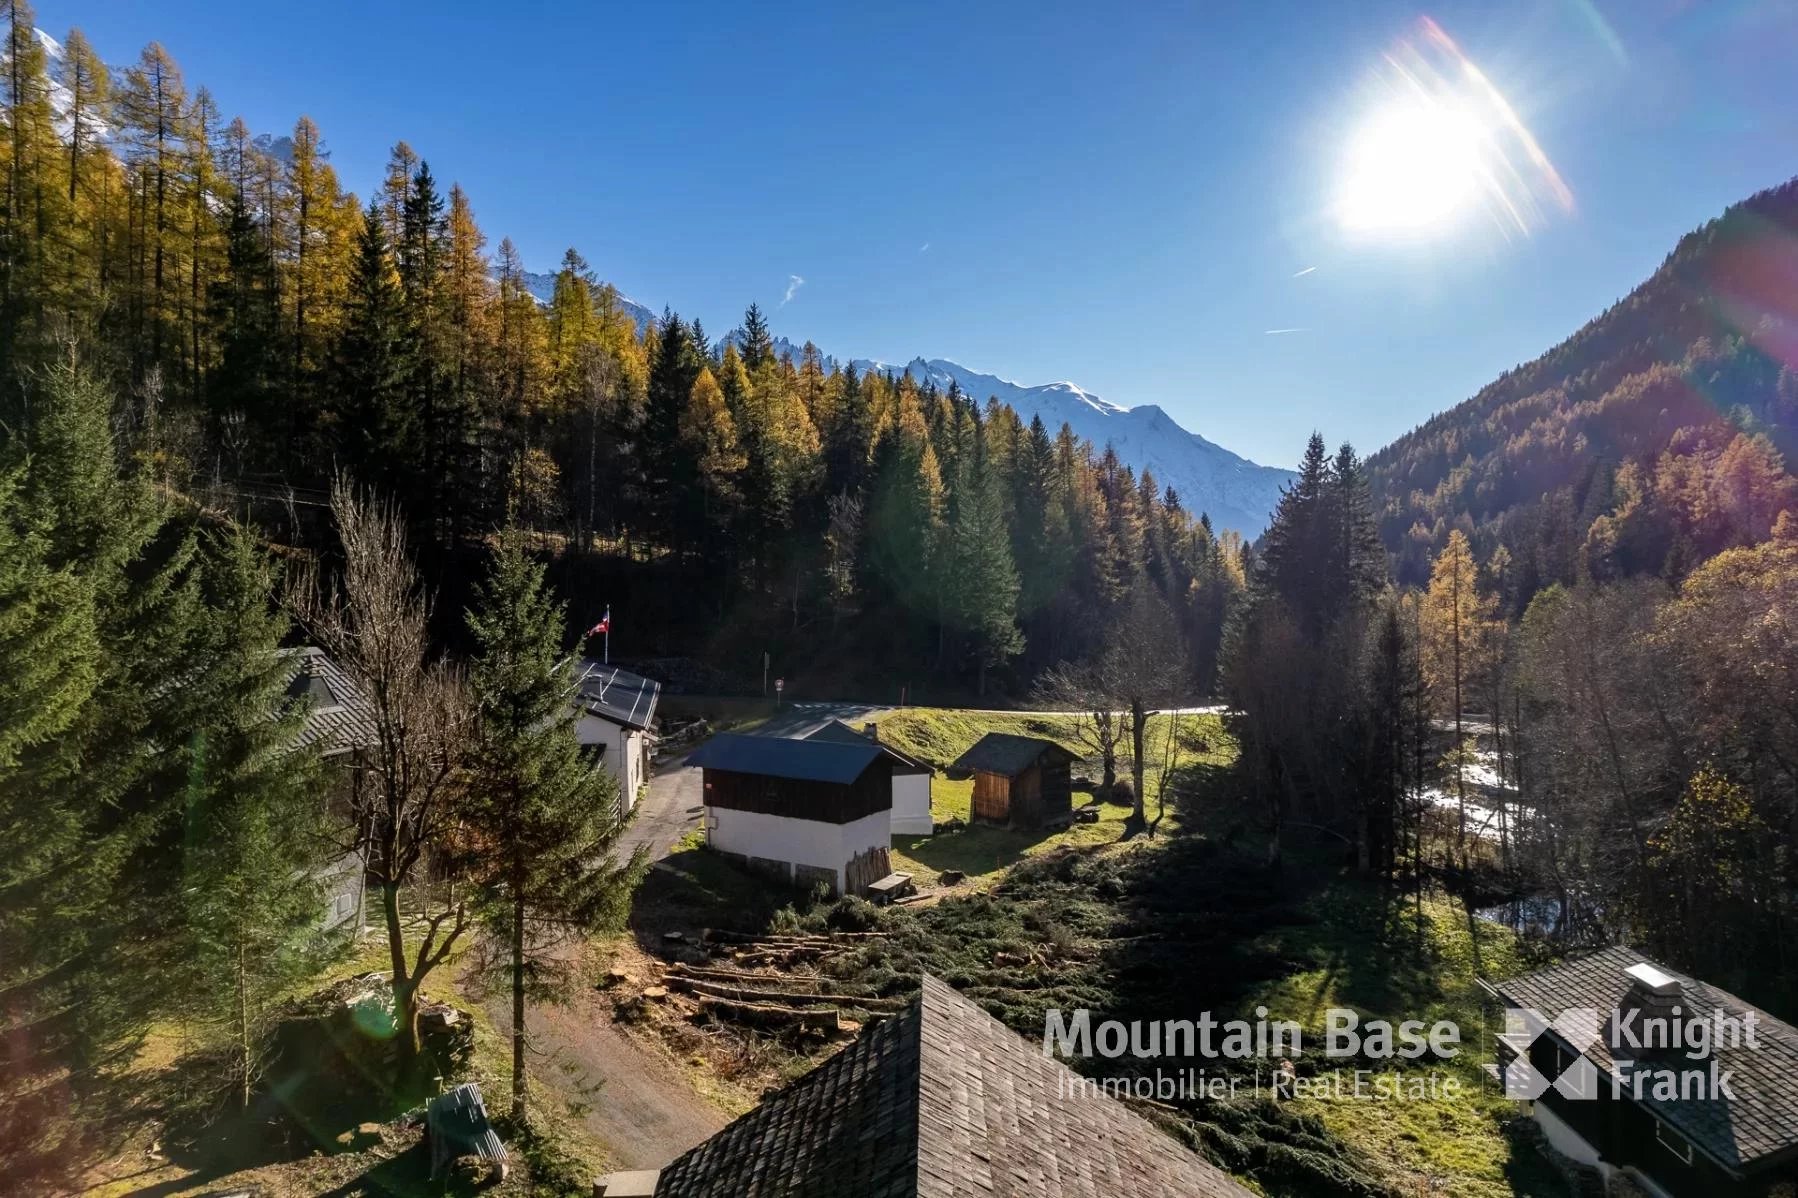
[586,608,611,639]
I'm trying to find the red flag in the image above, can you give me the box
[586,608,611,639]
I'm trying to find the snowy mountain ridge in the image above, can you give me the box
[519,272,1291,536]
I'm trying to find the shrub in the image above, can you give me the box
[1107,778,1136,807]
[825,895,879,933]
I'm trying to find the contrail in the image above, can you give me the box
[1264,327,1307,335]
[781,275,805,306]
[1291,266,1316,278]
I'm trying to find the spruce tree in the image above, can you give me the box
[208,193,281,462]
[178,531,332,1110]
[0,362,213,1179]
[1327,442,1386,608]
[945,439,1024,693]
[739,301,773,370]
[331,200,412,491]
[464,539,647,1120]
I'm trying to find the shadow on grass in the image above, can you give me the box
[891,818,1069,882]
[147,993,461,1185]
[627,845,798,946]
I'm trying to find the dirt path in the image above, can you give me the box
[480,705,891,1169]
[481,964,724,1170]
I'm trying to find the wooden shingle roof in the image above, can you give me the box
[950,732,1076,778]
[278,647,374,757]
[1493,945,1798,1173]
[650,974,1251,1197]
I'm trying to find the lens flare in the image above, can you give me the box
[1334,16,1574,242]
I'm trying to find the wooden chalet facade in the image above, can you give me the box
[1490,947,1798,1198]
[951,732,1076,831]
[686,733,899,896]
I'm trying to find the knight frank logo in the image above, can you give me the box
[1502,1002,1762,1102]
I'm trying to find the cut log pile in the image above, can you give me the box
[618,928,906,1033]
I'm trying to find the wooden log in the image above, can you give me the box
[702,928,887,946]
[667,976,908,1011]
[697,995,841,1032]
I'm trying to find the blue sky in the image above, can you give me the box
[42,0,1798,466]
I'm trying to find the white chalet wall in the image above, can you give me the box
[891,774,934,835]
[576,712,647,813]
[708,806,891,894]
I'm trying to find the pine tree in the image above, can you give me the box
[116,43,189,381]
[331,201,411,490]
[464,539,647,1119]
[178,531,332,1110]
[1254,431,1333,635]
[944,436,1023,693]
[739,300,773,370]
[1,0,66,370]
[1327,442,1386,606]
[0,361,213,1180]
[680,366,745,559]
[283,116,356,423]
[207,193,281,465]
[398,161,446,527]
[1420,528,1500,849]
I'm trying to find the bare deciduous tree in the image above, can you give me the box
[290,475,470,1054]
[1034,660,1126,797]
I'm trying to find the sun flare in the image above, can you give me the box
[1333,18,1573,242]
[1336,97,1487,236]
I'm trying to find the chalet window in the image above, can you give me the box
[1655,1122,1693,1164]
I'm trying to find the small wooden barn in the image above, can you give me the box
[686,733,899,896]
[951,733,1076,831]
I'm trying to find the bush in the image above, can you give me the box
[825,895,880,933]
[1107,778,1136,807]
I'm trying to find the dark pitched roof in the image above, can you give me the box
[278,647,374,756]
[575,661,661,731]
[1493,946,1798,1172]
[652,974,1250,1198]
[686,732,890,786]
[804,720,933,774]
[950,731,1076,777]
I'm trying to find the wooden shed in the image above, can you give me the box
[951,733,1077,831]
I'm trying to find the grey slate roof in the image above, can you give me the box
[575,660,661,731]
[950,731,1076,778]
[1493,945,1798,1172]
[686,732,888,786]
[278,647,374,757]
[651,974,1252,1198]
[804,719,933,775]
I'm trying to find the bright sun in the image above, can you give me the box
[1331,18,1574,243]
[1336,97,1488,237]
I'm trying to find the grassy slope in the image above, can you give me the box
[1245,891,1558,1197]
[872,707,1223,886]
[799,711,1561,1198]
[80,920,609,1196]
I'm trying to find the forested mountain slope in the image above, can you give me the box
[1368,177,1798,602]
